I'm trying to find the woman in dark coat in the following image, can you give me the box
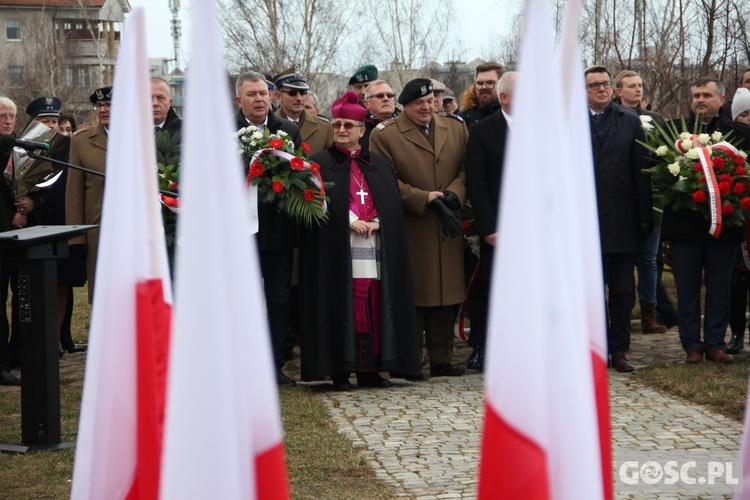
[299,91,421,390]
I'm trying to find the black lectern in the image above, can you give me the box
[0,225,95,453]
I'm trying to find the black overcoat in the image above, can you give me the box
[298,146,421,380]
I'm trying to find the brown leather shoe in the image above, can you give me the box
[685,349,703,364]
[611,352,635,373]
[706,347,733,364]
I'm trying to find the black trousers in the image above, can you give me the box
[259,248,294,369]
[467,240,494,349]
[603,253,636,354]
[730,274,750,340]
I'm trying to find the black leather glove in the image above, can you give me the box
[442,191,461,212]
[430,197,463,238]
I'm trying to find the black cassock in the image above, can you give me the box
[299,145,421,381]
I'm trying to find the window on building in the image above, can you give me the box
[9,67,23,87]
[6,19,20,41]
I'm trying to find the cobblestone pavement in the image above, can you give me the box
[310,329,745,499]
[3,327,745,498]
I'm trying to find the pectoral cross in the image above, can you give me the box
[356,188,368,205]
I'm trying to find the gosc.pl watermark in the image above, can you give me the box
[619,460,739,487]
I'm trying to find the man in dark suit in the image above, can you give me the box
[463,71,516,372]
[585,66,653,373]
[662,77,750,365]
[235,71,301,385]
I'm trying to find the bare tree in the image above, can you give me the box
[219,0,355,99]
[363,0,454,89]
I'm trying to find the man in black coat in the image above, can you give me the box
[235,71,301,385]
[585,66,653,373]
[662,77,750,365]
[463,71,516,372]
[151,77,182,137]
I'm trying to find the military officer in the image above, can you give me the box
[273,69,333,155]
[370,78,469,378]
[349,64,379,106]
[66,86,111,303]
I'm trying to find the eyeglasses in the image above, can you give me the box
[475,81,497,89]
[0,113,16,121]
[331,121,362,130]
[368,92,395,100]
[94,102,112,110]
[278,89,308,97]
[586,81,612,90]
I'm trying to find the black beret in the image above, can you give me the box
[26,96,61,118]
[397,78,433,105]
[348,64,378,85]
[89,86,113,104]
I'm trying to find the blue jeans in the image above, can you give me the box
[636,217,662,304]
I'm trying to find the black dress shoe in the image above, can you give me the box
[430,363,465,377]
[65,346,86,354]
[356,372,393,388]
[467,346,485,372]
[0,370,21,386]
[276,370,296,386]
[331,373,353,391]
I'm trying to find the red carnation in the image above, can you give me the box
[719,182,731,195]
[272,180,284,193]
[742,197,750,210]
[169,181,178,190]
[310,162,321,174]
[713,157,726,170]
[737,167,747,176]
[737,156,747,168]
[303,189,315,202]
[301,142,311,153]
[290,157,305,171]
[694,162,703,172]
[160,194,180,207]
[734,183,747,195]
[462,220,469,231]
[248,161,264,178]
[720,173,733,184]
[269,138,284,149]
[722,204,735,215]
[692,190,707,203]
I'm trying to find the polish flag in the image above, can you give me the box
[158,0,289,498]
[558,0,612,498]
[478,0,605,498]
[71,8,173,500]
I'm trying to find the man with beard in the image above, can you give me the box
[459,62,503,129]
[362,79,397,148]
[235,71,301,385]
[66,86,112,304]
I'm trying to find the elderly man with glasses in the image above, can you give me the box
[362,79,398,148]
[273,69,333,155]
[459,62,504,129]
[66,86,113,304]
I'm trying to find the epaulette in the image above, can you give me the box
[317,114,330,123]
[376,118,396,130]
[73,128,87,137]
[439,111,464,123]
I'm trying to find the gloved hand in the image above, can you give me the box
[430,197,463,238]
[442,191,461,212]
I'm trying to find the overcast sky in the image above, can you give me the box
[128,0,521,69]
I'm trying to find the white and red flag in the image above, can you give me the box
[71,7,173,499]
[558,0,613,497]
[159,0,289,498]
[478,0,606,498]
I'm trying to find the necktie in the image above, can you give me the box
[422,126,429,136]
[154,126,162,135]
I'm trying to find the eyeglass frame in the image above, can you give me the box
[277,88,308,97]
[94,102,112,110]
[0,113,17,121]
[475,80,497,89]
[331,121,364,130]
[367,92,395,100]
[586,81,612,90]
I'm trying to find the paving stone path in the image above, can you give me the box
[3,327,745,498]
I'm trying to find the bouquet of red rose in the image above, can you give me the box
[641,116,750,238]
[237,125,329,227]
